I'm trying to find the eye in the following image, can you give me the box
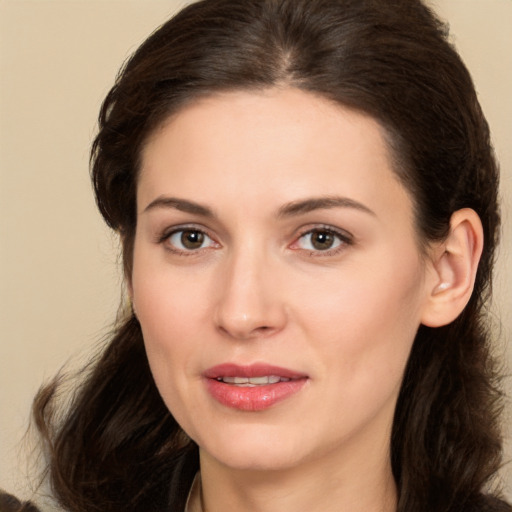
[166,228,217,252]
[294,227,351,253]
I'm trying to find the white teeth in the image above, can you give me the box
[219,375,288,386]
[249,376,272,385]
[220,377,248,384]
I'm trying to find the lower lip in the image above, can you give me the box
[205,378,307,411]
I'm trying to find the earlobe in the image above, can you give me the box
[421,208,484,328]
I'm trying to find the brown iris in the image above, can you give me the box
[180,230,205,249]
[310,230,336,250]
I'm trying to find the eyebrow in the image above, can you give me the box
[277,196,376,218]
[143,196,214,217]
[142,195,375,218]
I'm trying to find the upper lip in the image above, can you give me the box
[203,363,308,380]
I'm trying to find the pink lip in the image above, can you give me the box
[203,363,308,412]
[204,363,307,380]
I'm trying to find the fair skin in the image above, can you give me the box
[130,88,483,512]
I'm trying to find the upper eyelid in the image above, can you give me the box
[155,216,231,240]
[291,225,355,254]
[155,222,354,249]
[159,226,219,255]
[158,223,215,240]
[295,224,354,241]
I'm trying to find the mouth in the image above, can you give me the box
[204,363,307,380]
[203,363,308,411]
[216,375,292,386]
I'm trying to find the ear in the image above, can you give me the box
[421,208,484,327]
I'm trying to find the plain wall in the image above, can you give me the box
[1,0,511,505]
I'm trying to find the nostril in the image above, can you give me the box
[217,323,275,340]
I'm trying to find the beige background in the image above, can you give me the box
[1,0,511,505]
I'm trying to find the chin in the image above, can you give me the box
[208,447,303,472]
[198,426,309,471]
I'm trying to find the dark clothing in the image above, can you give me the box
[164,448,512,512]
[2,466,511,512]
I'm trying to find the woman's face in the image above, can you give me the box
[131,88,436,472]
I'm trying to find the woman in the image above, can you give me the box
[30,0,509,511]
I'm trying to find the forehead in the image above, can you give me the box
[138,87,413,224]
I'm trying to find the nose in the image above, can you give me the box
[213,248,287,340]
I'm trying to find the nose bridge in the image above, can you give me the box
[214,240,285,339]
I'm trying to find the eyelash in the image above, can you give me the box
[158,225,219,256]
[157,224,353,257]
[292,225,353,257]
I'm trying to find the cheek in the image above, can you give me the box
[132,275,207,426]
[135,279,204,344]
[130,249,212,391]
[299,264,423,440]
[132,243,211,336]
[302,254,425,383]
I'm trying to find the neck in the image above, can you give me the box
[198,431,397,512]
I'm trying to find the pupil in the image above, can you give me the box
[181,230,204,249]
[312,231,333,250]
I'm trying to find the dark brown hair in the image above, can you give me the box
[33,1,509,511]
[0,490,41,512]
